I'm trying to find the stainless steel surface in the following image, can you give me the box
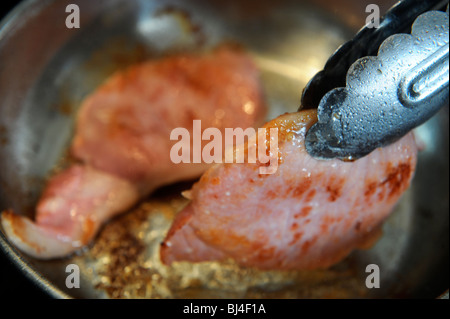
[305,8,449,160]
[0,0,448,298]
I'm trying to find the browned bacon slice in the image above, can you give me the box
[72,46,266,192]
[161,110,418,270]
[1,47,266,259]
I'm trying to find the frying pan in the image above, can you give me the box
[0,0,448,299]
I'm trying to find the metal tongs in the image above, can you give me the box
[303,0,449,160]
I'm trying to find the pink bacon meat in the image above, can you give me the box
[2,165,139,258]
[1,47,266,259]
[161,110,418,270]
[72,46,266,191]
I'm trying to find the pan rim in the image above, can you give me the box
[0,0,69,300]
[0,231,70,299]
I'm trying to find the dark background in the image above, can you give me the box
[0,0,51,299]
